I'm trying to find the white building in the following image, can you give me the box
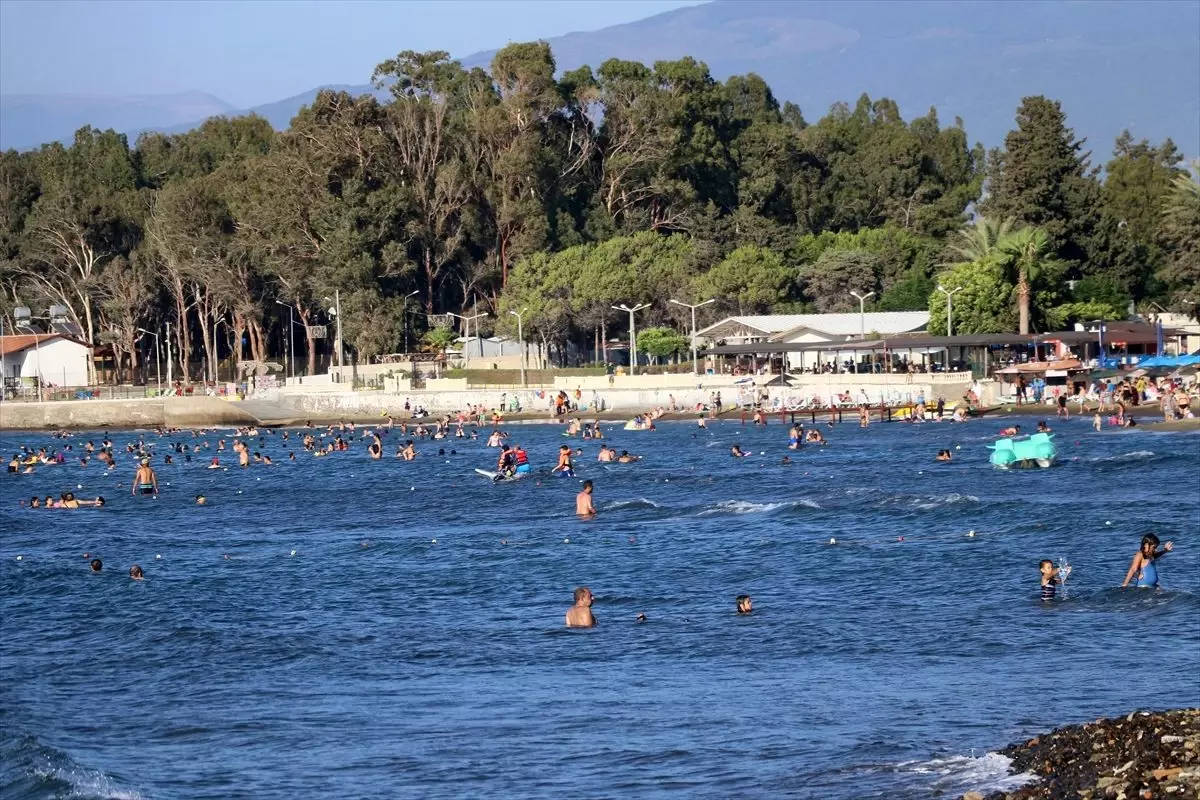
[1,334,91,387]
[697,312,930,370]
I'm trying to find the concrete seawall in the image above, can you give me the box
[0,397,263,430]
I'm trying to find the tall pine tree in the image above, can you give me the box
[981,96,1098,273]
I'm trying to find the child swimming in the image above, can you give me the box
[1039,559,1069,601]
[1121,533,1173,589]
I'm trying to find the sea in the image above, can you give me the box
[1,414,1198,799]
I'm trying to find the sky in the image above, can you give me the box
[0,0,705,109]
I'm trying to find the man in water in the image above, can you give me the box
[132,459,158,495]
[736,595,753,614]
[90,558,102,572]
[565,587,596,628]
[576,480,596,517]
[512,444,531,476]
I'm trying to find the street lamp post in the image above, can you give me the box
[321,290,344,374]
[849,291,876,338]
[612,303,650,375]
[936,284,963,370]
[165,321,173,388]
[274,300,295,380]
[402,290,418,355]
[508,307,528,387]
[136,328,162,393]
[448,312,487,368]
[669,298,715,375]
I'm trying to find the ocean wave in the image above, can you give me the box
[604,498,661,510]
[696,498,821,516]
[911,493,981,510]
[0,725,143,800]
[1090,450,1157,463]
[896,752,1033,794]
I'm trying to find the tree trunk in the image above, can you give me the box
[1018,272,1031,335]
[298,307,316,376]
[424,248,435,314]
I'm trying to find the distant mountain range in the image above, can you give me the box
[3,0,1198,156]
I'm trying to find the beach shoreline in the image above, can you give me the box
[967,708,1200,800]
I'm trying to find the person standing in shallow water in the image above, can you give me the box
[566,587,595,628]
[132,459,158,495]
[1121,533,1173,589]
[576,480,596,516]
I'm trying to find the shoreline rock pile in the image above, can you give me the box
[966,708,1200,800]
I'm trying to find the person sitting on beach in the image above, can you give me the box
[730,444,751,458]
[1040,559,1069,601]
[736,595,753,615]
[999,425,1021,437]
[565,587,596,628]
[576,480,596,517]
[1121,533,1173,589]
[936,449,952,462]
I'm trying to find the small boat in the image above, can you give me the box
[623,418,654,431]
[988,432,1057,469]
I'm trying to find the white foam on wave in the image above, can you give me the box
[32,762,144,800]
[697,499,821,516]
[896,752,1034,794]
[605,498,661,510]
[913,492,981,510]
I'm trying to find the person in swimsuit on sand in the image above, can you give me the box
[576,480,596,517]
[565,587,595,628]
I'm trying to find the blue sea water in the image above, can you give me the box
[1,416,1198,799]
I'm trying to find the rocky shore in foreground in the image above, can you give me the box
[965,709,1200,800]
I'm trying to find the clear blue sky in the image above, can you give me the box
[0,0,704,108]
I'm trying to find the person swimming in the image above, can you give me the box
[936,449,952,461]
[730,444,750,458]
[1039,559,1068,601]
[1122,533,1173,589]
[129,564,144,580]
[553,445,575,477]
[736,595,753,614]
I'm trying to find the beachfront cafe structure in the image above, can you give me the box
[697,320,1187,380]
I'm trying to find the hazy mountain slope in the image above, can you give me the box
[6,0,1197,154]
[0,91,235,150]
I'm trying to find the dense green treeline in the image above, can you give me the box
[0,43,1196,380]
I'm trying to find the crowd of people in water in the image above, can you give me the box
[5,397,1184,608]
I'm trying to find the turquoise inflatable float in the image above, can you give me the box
[988,432,1057,469]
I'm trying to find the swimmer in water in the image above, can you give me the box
[780,456,792,465]
[129,564,144,580]
[936,449,952,462]
[196,494,207,505]
[736,595,753,614]
[553,445,576,477]
[576,479,596,517]
[730,444,750,458]
[132,459,158,495]
[787,424,801,450]
[999,425,1021,437]
[565,586,596,628]
[616,450,640,463]
[1121,533,1173,589]
[1039,559,1068,601]
[1036,420,1052,433]
[90,558,102,572]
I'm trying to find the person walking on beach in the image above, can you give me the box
[1121,533,1173,589]
[576,480,596,517]
[132,459,158,495]
[566,587,596,628]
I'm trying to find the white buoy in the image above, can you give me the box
[156,554,162,559]
[829,538,837,545]
[431,538,437,544]
[563,538,570,544]
[77,484,83,489]
[955,445,961,450]
[967,531,975,538]
[1106,520,1112,526]
[290,549,297,556]
[16,555,22,561]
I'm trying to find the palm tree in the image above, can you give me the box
[997,228,1059,334]
[943,216,1017,266]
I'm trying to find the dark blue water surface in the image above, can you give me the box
[2,416,1198,799]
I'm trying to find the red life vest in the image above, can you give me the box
[514,448,529,465]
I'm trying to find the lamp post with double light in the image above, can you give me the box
[669,298,715,374]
